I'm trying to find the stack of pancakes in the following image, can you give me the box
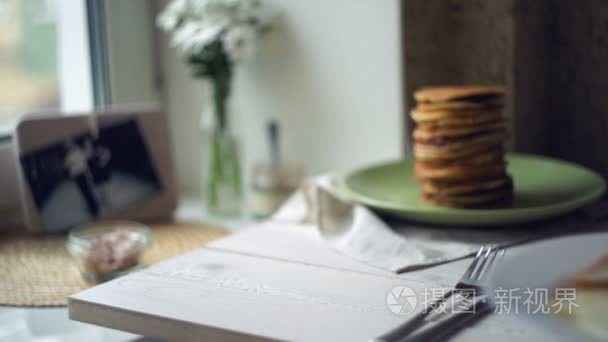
[411,86,513,207]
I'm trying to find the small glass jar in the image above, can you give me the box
[66,221,152,282]
[250,162,304,218]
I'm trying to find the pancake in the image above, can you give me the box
[414,86,505,103]
[415,147,504,167]
[416,98,504,111]
[416,115,504,129]
[411,108,502,123]
[421,184,513,208]
[420,175,512,196]
[415,161,507,180]
[413,122,507,140]
[565,253,608,289]
[558,253,608,340]
[414,142,505,162]
[414,130,508,156]
[414,128,507,147]
[411,85,511,208]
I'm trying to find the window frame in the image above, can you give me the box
[0,0,160,139]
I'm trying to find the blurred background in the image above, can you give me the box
[0,0,60,127]
[1,1,608,340]
[2,0,608,223]
[0,0,403,221]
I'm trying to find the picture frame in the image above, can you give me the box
[14,109,176,233]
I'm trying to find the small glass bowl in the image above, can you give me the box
[66,221,152,282]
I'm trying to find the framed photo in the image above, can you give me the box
[15,110,176,233]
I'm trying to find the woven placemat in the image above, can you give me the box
[0,223,229,307]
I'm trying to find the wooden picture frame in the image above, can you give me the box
[14,109,176,233]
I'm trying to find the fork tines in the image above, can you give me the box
[464,245,506,282]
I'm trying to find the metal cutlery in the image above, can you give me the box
[372,245,506,342]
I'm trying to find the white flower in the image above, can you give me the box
[237,0,270,27]
[158,0,272,64]
[157,0,188,31]
[222,25,257,62]
[190,24,223,52]
[190,0,237,27]
[171,22,197,51]
[172,21,222,53]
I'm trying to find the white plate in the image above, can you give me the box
[488,232,608,341]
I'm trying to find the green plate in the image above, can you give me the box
[339,153,606,226]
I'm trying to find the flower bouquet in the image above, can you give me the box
[158,0,272,215]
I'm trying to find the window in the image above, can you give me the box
[0,0,62,129]
[0,0,159,137]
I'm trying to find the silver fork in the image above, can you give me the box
[372,245,506,342]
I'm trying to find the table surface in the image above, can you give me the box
[0,198,562,342]
[0,198,253,342]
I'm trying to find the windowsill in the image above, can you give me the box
[0,120,15,141]
[174,196,256,231]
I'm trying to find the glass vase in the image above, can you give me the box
[200,80,243,217]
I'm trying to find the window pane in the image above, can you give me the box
[0,0,60,126]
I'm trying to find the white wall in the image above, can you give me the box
[159,0,404,196]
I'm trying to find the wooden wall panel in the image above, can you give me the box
[511,0,549,154]
[402,0,515,154]
[402,0,608,179]
[537,1,608,179]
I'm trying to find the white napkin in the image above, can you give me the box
[272,175,599,273]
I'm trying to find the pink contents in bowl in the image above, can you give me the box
[66,221,152,282]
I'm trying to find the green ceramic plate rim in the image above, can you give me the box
[337,153,607,224]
